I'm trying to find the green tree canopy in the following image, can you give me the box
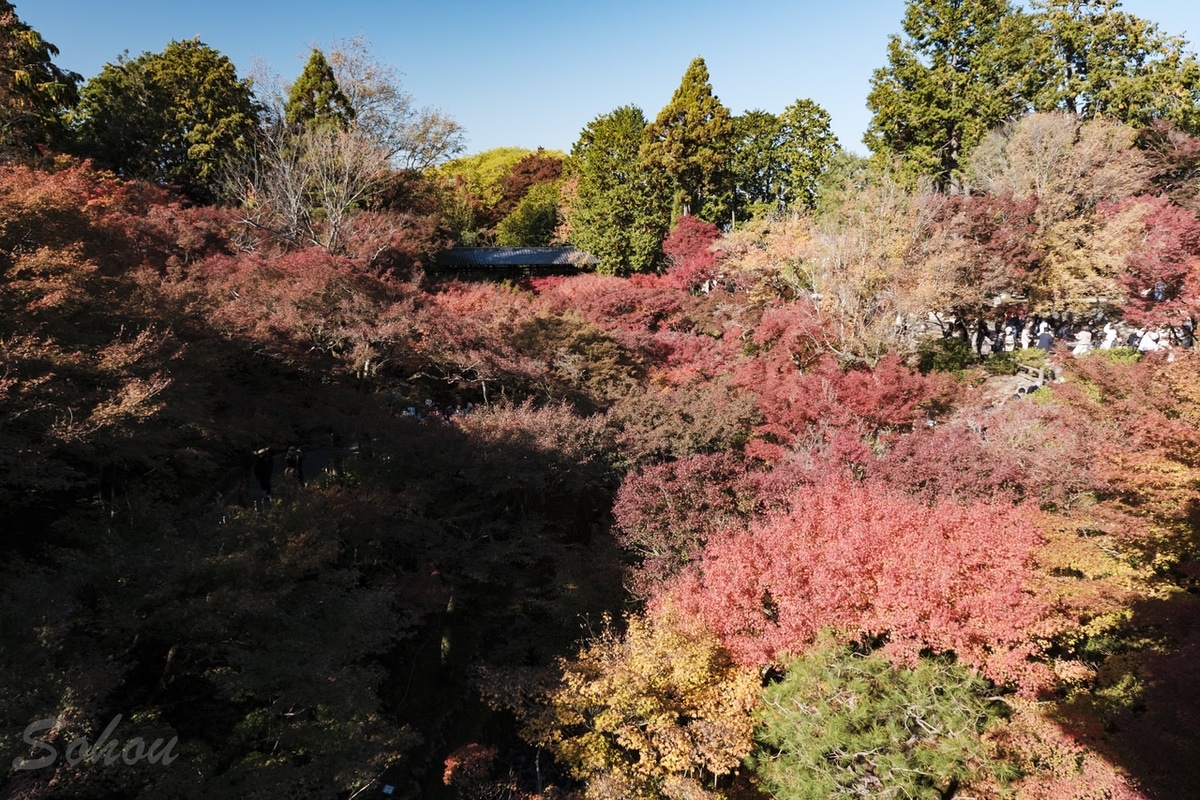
[74,37,260,202]
[284,48,354,130]
[567,105,671,275]
[730,108,786,218]
[730,101,840,220]
[495,181,561,247]
[868,0,1200,188]
[751,640,1013,799]
[865,0,1035,188]
[0,0,80,153]
[1026,0,1200,132]
[642,56,734,221]
[777,99,840,209]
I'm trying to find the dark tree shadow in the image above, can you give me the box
[1056,563,1200,798]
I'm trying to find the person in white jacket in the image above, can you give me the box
[1100,322,1118,349]
[1072,328,1093,356]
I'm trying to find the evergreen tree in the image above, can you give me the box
[74,38,260,202]
[285,48,355,131]
[1026,0,1200,132]
[730,101,839,219]
[776,99,840,210]
[751,641,1012,799]
[730,108,786,218]
[567,105,671,275]
[0,0,80,153]
[642,57,735,221]
[865,0,1034,188]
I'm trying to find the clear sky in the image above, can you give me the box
[19,0,1200,158]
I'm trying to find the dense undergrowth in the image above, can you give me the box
[2,158,1199,800]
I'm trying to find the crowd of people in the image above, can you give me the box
[953,310,1196,358]
[394,396,475,423]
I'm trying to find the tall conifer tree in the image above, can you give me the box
[729,100,839,218]
[567,105,671,274]
[865,0,1033,188]
[1026,0,1200,132]
[642,57,734,221]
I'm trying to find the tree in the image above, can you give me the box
[963,112,1149,310]
[730,109,787,218]
[776,100,840,210]
[668,479,1052,690]
[231,123,393,253]
[0,0,80,153]
[1104,195,1200,326]
[436,146,532,242]
[567,106,671,274]
[493,148,565,246]
[1026,0,1200,132]
[736,345,959,466]
[906,190,1042,326]
[495,181,560,246]
[752,640,1012,799]
[0,164,188,539]
[234,42,455,255]
[284,48,354,130]
[661,212,722,290]
[526,608,760,800]
[730,100,839,218]
[605,372,761,466]
[497,146,564,218]
[642,57,735,221]
[865,0,1034,187]
[74,38,260,202]
[1137,120,1200,213]
[783,178,935,365]
[327,35,464,170]
[611,452,756,597]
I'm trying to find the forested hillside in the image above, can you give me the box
[3,1,1200,799]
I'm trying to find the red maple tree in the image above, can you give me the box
[665,479,1053,692]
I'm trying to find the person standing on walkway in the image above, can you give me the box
[1036,327,1054,352]
[253,447,273,496]
[285,446,305,486]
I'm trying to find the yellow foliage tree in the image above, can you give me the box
[528,608,759,800]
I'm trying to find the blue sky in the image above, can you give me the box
[20,0,1200,158]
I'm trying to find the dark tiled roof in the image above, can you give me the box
[439,246,598,267]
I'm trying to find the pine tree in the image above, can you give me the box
[642,57,735,221]
[285,48,355,131]
[752,641,1011,799]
